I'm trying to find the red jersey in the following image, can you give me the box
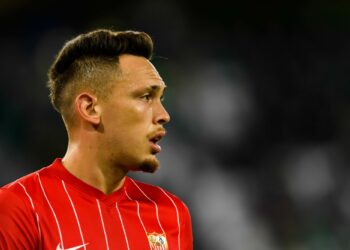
[0,159,193,250]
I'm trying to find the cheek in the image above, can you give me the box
[106,102,152,132]
[126,101,154,123]
[133,101,153,118]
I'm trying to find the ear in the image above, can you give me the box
[74,92,101,125]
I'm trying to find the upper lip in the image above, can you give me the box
[149,130,166,143]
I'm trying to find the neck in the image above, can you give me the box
[62,141,127,195]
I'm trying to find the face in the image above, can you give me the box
[98,54,170,173]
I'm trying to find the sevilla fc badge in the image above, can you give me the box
[147,232,168,250]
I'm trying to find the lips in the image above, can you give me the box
[149,130,166,154]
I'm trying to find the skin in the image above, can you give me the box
[61,54,170,194]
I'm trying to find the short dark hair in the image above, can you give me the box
[48,29,154,115]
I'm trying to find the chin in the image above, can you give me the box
[139,157,160,173]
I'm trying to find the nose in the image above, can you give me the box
[154,102,171,125]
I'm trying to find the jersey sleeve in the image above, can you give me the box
[180,201,193,250]
[0,188,39,249]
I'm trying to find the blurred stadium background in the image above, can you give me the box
[1,0,350,249]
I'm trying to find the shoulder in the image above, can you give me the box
[0,187,23,205]
[0,187,30,216]
[2,170,40,195]
[0,173,41,249]
[0,164,54,210]
[0,185,37,238]
[0,170,41,212]
[2,172,35,193]
[1,162,56,193]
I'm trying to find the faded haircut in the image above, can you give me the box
[47,29,153,119]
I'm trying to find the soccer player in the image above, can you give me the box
[0,29,193,250]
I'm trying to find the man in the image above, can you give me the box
[0,29,193,250]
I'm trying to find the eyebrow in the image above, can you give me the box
[145,85,167,92]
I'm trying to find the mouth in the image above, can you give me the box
[149,130,166,154]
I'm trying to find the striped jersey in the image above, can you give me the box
[0,159,193,250]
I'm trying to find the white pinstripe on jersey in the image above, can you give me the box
[115,202,130,250]
[159,187,181,250]
[130,179,165,233]
[125,190,148,235]
[62,180,87,250]
[96,199,110,250]
[125,190,151,250]
[18,182,42,243]
[37,173,64,248]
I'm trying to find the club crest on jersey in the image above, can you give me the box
[147,232,168,250]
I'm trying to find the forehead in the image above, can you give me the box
[118,54,165,87]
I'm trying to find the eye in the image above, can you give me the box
[140,93,152,102]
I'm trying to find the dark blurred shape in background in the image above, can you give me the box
[1,1,350,249]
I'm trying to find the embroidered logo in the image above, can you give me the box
[56,243,89,250]
[147,232,168,250]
